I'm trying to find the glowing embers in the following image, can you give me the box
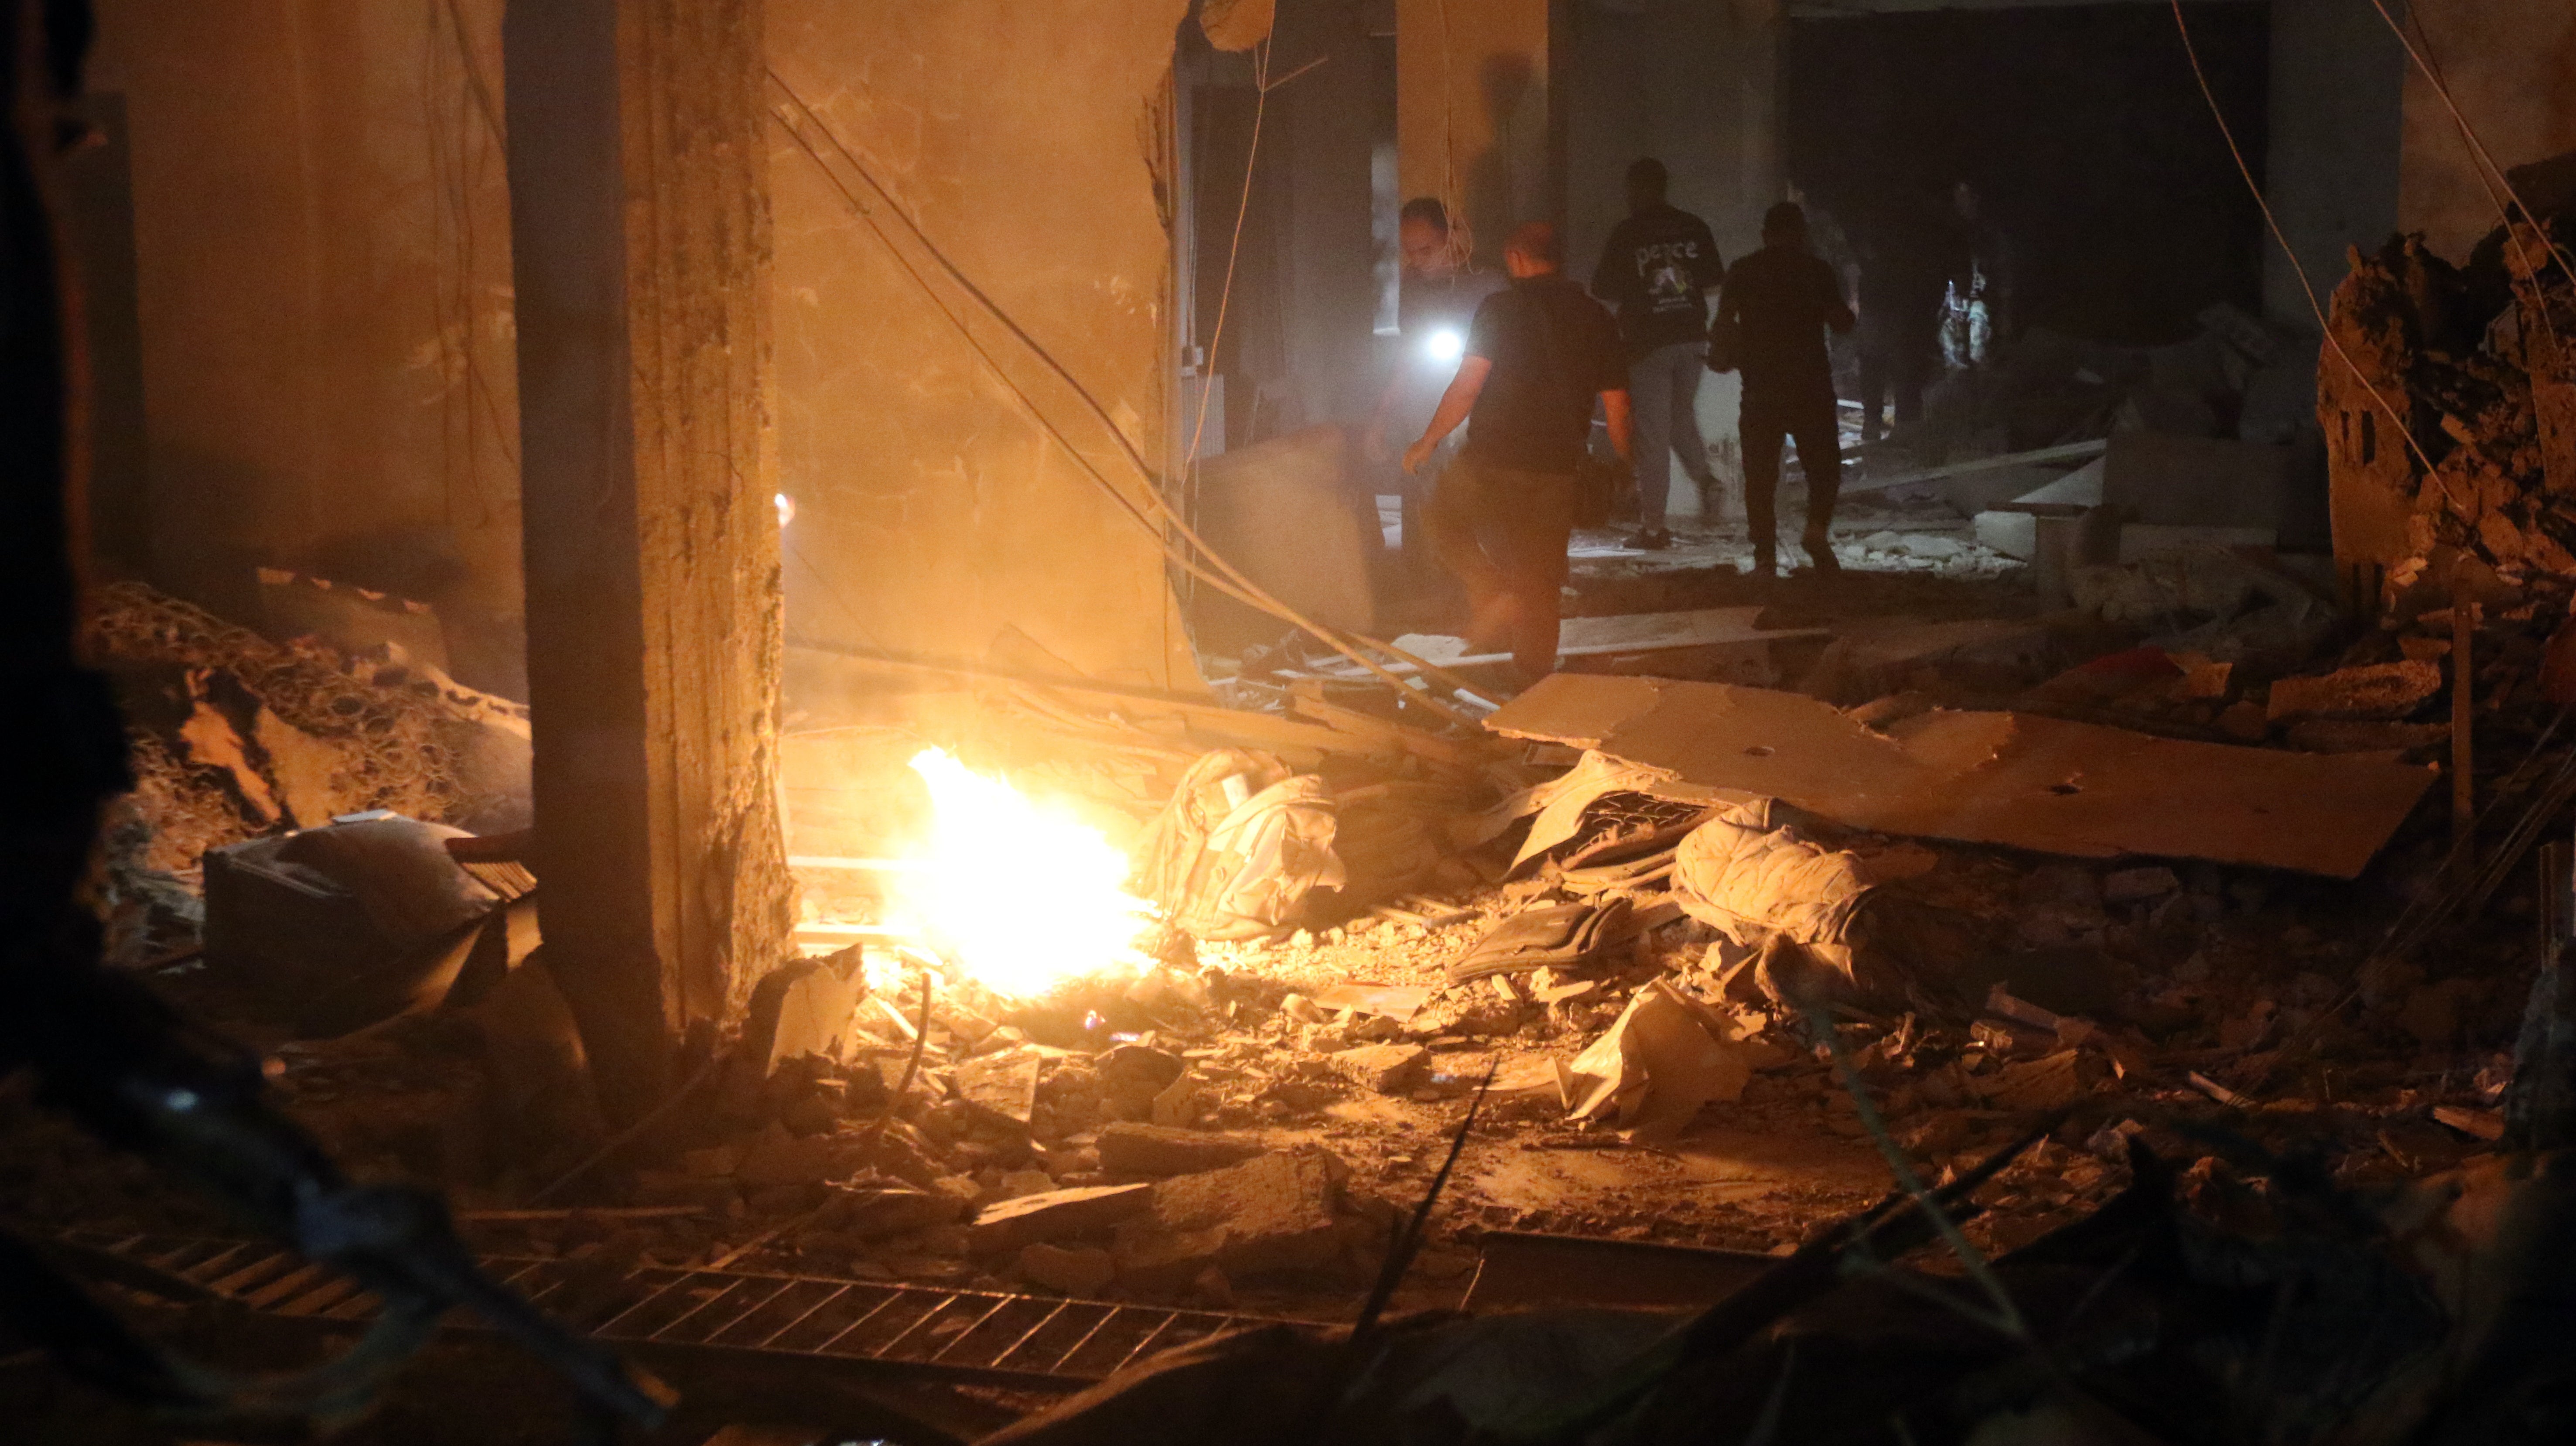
[890,748,1155,999]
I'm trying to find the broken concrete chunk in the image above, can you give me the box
[1095,1121,1268,1177]
[2287,720,2451,755]
[742,955,865,1076]
[2265,660,2443,724]
[1149,1071,1205,1127]
[956,1048,1042,1130]
[1312,981,1433,1022]
[736,1120,838,1188]
[1326,1043,1431,1094]
[834,1186,963,1240]
[2216,700,2269,741]
[1112,1222,1230,1290]
[1982,1050,2094,1112]
[1136,1150,1343,1280]
[967,1183,1155,1255]
[1018,1242,1117,1295]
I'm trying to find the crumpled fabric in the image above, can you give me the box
[1138,749,1346,940]
[1671,803,1965,1010]
[1672,804,1875,960]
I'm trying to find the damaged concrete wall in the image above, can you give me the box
[2397,0,2576,262]
[87,0,526,696]
[2263,0,2403,332]
[1562,0,1781,273]
[1398,0,1554,267]
[768,0,1202,694]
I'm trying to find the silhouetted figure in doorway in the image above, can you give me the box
[1713,202,1855,578]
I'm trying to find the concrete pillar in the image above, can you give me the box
[2262,0,2404,328]
[1397,0,1553,264]
[503,0,791,1122]
[2399,0,2576,262]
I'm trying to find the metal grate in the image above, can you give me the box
[54,1230,1280,1389]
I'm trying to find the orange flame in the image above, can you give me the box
[892,748,1154,998]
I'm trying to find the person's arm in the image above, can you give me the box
[1601,388,1634,464]
[1403,356,1493,475]
[1822,263,1856,335]
[1690,219,1726,296]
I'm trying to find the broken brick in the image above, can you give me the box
[1324,1043,1430,1094]
[2266,660,2443,724]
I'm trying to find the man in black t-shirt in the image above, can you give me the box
[1590,158,1724,551]
[1404,222,1632,684]
[1714,202,1856,578]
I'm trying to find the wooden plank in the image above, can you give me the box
[1296,608,1829,680]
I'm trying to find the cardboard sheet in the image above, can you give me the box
[1486,675,2436,879]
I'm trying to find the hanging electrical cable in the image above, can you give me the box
[2166,0,2456,510]
[765,72,1501,720]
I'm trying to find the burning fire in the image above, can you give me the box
[892,747,1155,998]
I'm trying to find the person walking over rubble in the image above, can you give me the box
[1852,191,1949,446]
[1364,198,1509,577]
[1404,221,1632,685]
[1589,157,1725,552]
[1713,201,1856,578]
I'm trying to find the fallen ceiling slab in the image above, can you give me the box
[1484,675,2437,878]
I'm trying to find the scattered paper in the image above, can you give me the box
[1560,980,1751,1142]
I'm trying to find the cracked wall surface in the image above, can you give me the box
[769,0,1203,695]
[91,0,527,695]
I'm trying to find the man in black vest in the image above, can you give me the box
[1404,222,1631,684]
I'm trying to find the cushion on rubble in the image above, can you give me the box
[1446,897,1635,984]
[205,814,512,1037]
[1673,805,1971,1010]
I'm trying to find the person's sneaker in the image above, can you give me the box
[1750,547,1778,579]
[1626,529,1673,551]
[1803,526,1841,576]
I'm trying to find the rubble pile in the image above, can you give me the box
[80,582,532,965]
[2331,225,2576,585]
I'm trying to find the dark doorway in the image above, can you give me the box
[1784,3,2271,347]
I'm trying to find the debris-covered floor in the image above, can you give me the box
[20,232,2576,1441]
